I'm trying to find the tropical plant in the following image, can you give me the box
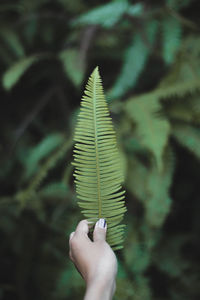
[72,67,127,250]
[0,0,200,299]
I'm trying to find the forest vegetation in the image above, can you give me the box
[0,0,200,299]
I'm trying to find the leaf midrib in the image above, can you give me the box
[93,69,101,218]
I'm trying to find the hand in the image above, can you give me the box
[69,219,117,300]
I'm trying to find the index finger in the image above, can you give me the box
[75,219,91,235]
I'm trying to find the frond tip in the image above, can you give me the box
[72,66,127,250]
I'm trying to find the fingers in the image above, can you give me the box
[93,218,107,242]
[69,220,92,261]
[69,232,75,261]
[69,249,74,261]
[75,219,90,235]
[69,231,75,240]
[69,220,92,247]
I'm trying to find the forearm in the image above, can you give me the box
[84,279,116,300]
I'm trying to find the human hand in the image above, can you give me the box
[69,219,117,300]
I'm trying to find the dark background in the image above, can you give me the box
[0,0,200,299]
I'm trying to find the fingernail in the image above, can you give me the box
[96,218,106,229]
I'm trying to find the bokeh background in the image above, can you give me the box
[1,0,200,299]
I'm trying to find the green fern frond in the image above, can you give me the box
[125,95,170,171]
[144,146,175,227]
[129,78,200,106]
[109,21,158,100]
[108,33,149,99]
[126,146,175,228]
[72,67,127,250]
[157,79,200,99]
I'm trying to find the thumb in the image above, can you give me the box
[93,218,107,242]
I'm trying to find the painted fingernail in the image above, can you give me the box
[96,218,106,229]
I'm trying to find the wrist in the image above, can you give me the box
[84,278,116,300]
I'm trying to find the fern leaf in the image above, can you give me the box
[131,79,200,106]
[157,79,200,98]
[125,96,170,171]
[109,21,158,100]
[108,33,149,99]
[72,67,127,250]
[126,146,175,227]
[144,147,175,227]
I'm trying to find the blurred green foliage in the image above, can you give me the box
[0,0,200,299]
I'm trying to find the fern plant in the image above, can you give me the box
[108,20,158,100]
[72,67,126,250]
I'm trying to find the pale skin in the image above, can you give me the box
[69,219,117,300]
